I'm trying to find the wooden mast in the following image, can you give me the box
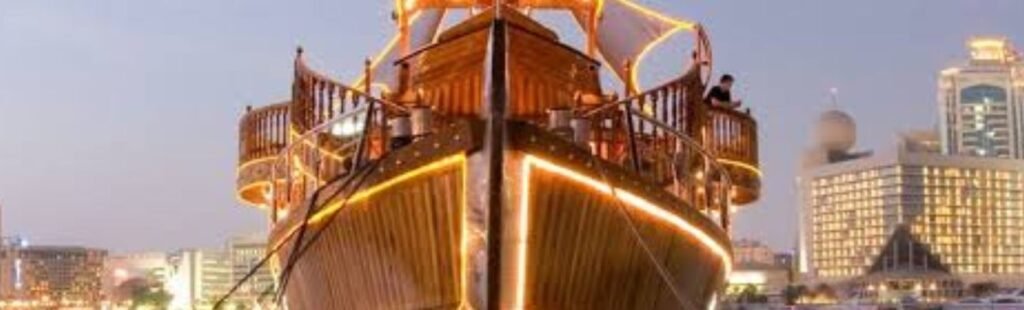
[586,1,599,57]
[397,0,411,56]
[482,6,508,309]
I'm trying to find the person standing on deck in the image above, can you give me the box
[705,74,744,157]
[705,74,742,108]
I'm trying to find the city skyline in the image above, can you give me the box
[1,1,1022,253]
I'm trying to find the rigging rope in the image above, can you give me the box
[588,153,702,310]
[212,160,379,309]
[582,106,726,310]
[274,160,381,306]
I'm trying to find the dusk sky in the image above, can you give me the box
[1,1,1021,253]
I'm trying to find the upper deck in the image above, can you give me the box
[236,5,760,216]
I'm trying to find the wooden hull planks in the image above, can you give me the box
[270,120,729,309]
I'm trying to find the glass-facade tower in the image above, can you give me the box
[938,37,1024,159]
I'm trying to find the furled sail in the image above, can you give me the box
[357,9,447,91]
[367,0,700,93]
[573,0,696,92]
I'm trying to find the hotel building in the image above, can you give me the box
[799,110,1024,289]
[0,245,107,307]
[938,37,1024,159]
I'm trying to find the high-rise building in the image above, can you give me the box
[733,239,777,266]
[798,110,1024,289]
[226,233,275,306]
[797,109,872,276]
[0,245,107,307]
[167,249,233,310]
[938,37,1024,158]
[0,237,29,302]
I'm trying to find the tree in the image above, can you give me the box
[111,277,172,309]
[113,277,150,305]
[968,282,999,297]
[736,284,768,304]
[130,283,172,309]
[813,283,838,301]
[782,284,807,305]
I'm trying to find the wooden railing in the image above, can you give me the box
[272,52,414,220]
[270,24,757,221]
[570,65,759,228]
[239,102,290,164]
[577,68,733,220]
[291,49,403,134]
[704,105,760,204]
[705,106,758,167]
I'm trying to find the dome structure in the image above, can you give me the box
[816,109,857,152]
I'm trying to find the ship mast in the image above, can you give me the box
[397,0,411,56]
[586,1,599,57]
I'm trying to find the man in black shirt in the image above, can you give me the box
[705,74,741,108]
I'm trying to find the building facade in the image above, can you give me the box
[167,249,233,310]
[0,238,29,303]
[734,239,778,266]
[799,113,1024,287]
[938,37,1024,159]
[846,226,965,304]
[227,233,275,306]
[727,240,793,299]
[0,245,106,307]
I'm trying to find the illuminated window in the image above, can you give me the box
[961,85,1008,104]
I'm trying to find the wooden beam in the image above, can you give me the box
[482,17,510,310]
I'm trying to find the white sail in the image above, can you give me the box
[575,0,696,91]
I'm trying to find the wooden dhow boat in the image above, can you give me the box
[235,1,760,309]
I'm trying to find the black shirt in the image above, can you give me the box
[705,85,731,105]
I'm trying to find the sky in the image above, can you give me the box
[0,0,1021,253]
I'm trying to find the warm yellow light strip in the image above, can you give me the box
[969,38,1006,49]
[268,153,469,305]
[595,0,606,18]
[354,35,400,88]
[459,151,471,309]
[292,155,325,186]
[617,0,696,30]
[370,82,393,94]
[237,157,284,209]
[616,0,698,93]
[236,157,277,176]
[716,158,763,178]
[272,153,465,243]
[515,156,533,309]
[515,154,732,308]
[287,129,351,163]
[307,153,465,223]
[236,181,272,209]
[630,25,686,94]
[352,11,426,88]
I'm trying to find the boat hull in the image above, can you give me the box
[271,120,730,309]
